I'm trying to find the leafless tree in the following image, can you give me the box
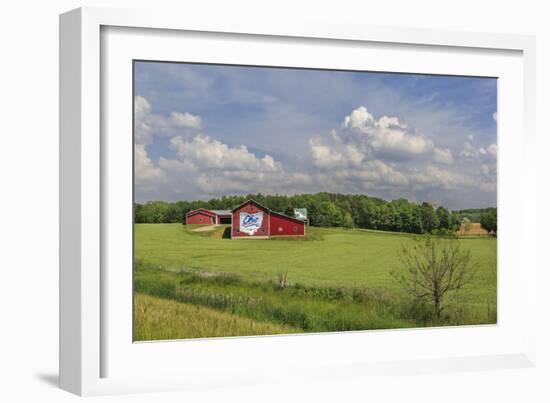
[391,236,478,319]
[277,271,289,288]
[461,217,472,235]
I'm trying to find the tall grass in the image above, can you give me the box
[134,293,299,341]
[135,261,496,340]
[135,262,411,332]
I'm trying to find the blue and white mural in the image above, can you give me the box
[239,212,264,235]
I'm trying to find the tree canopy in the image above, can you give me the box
[480,208,497,235]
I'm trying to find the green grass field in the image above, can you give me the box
[134,224,497,341]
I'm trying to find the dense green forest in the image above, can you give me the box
[134,193,496,235]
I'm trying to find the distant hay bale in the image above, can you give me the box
[457,222,489,236]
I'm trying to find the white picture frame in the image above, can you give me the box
[59,6,537,396]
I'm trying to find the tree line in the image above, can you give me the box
[134,193,497,235]
[453,207,495,223]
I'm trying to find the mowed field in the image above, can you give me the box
[134,224,497,341]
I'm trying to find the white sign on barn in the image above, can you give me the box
[239,212,263,235]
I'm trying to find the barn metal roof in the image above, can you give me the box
[186,208,232,217]
[185,208,216,217]
[210,210,232,216]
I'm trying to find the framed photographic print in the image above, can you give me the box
[132,60,497,341]
[60,7,537,396]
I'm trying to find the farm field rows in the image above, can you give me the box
[134,223,497,341]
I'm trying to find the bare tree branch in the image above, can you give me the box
[391,236,478,319]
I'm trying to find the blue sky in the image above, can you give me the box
[134,61,497,210]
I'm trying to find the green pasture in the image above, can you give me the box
[134,223,497,340]
[134,223,497,306]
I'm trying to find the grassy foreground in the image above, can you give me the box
[134,224,497,340]
[134,293,299,341]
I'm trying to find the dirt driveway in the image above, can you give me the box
[191,224,220,232]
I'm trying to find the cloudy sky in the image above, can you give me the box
[134,61,497,210]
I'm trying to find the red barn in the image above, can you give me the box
[231,200,306,239]
[185,208,232,225]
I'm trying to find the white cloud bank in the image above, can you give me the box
[170,135,279,172]
[135,99,497,208]
[134,96,314,199]
[460,141,497,160]
[134,95,202,145]
[341,106,434,158]
[308,106,496,199]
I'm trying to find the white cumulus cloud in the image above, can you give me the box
[134,98,497,207]
[487,143,497,157]
[134,95,202,144]
[170,111,202,129]
[460,142,497,160]
[134,99,315,200]
[306,105,496,200]
[310,138,365,169]
[341,106,434,158]
[170,134,280,172]
[135,143,164,183]
[311,105,440,170]
[433,147,454,164]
